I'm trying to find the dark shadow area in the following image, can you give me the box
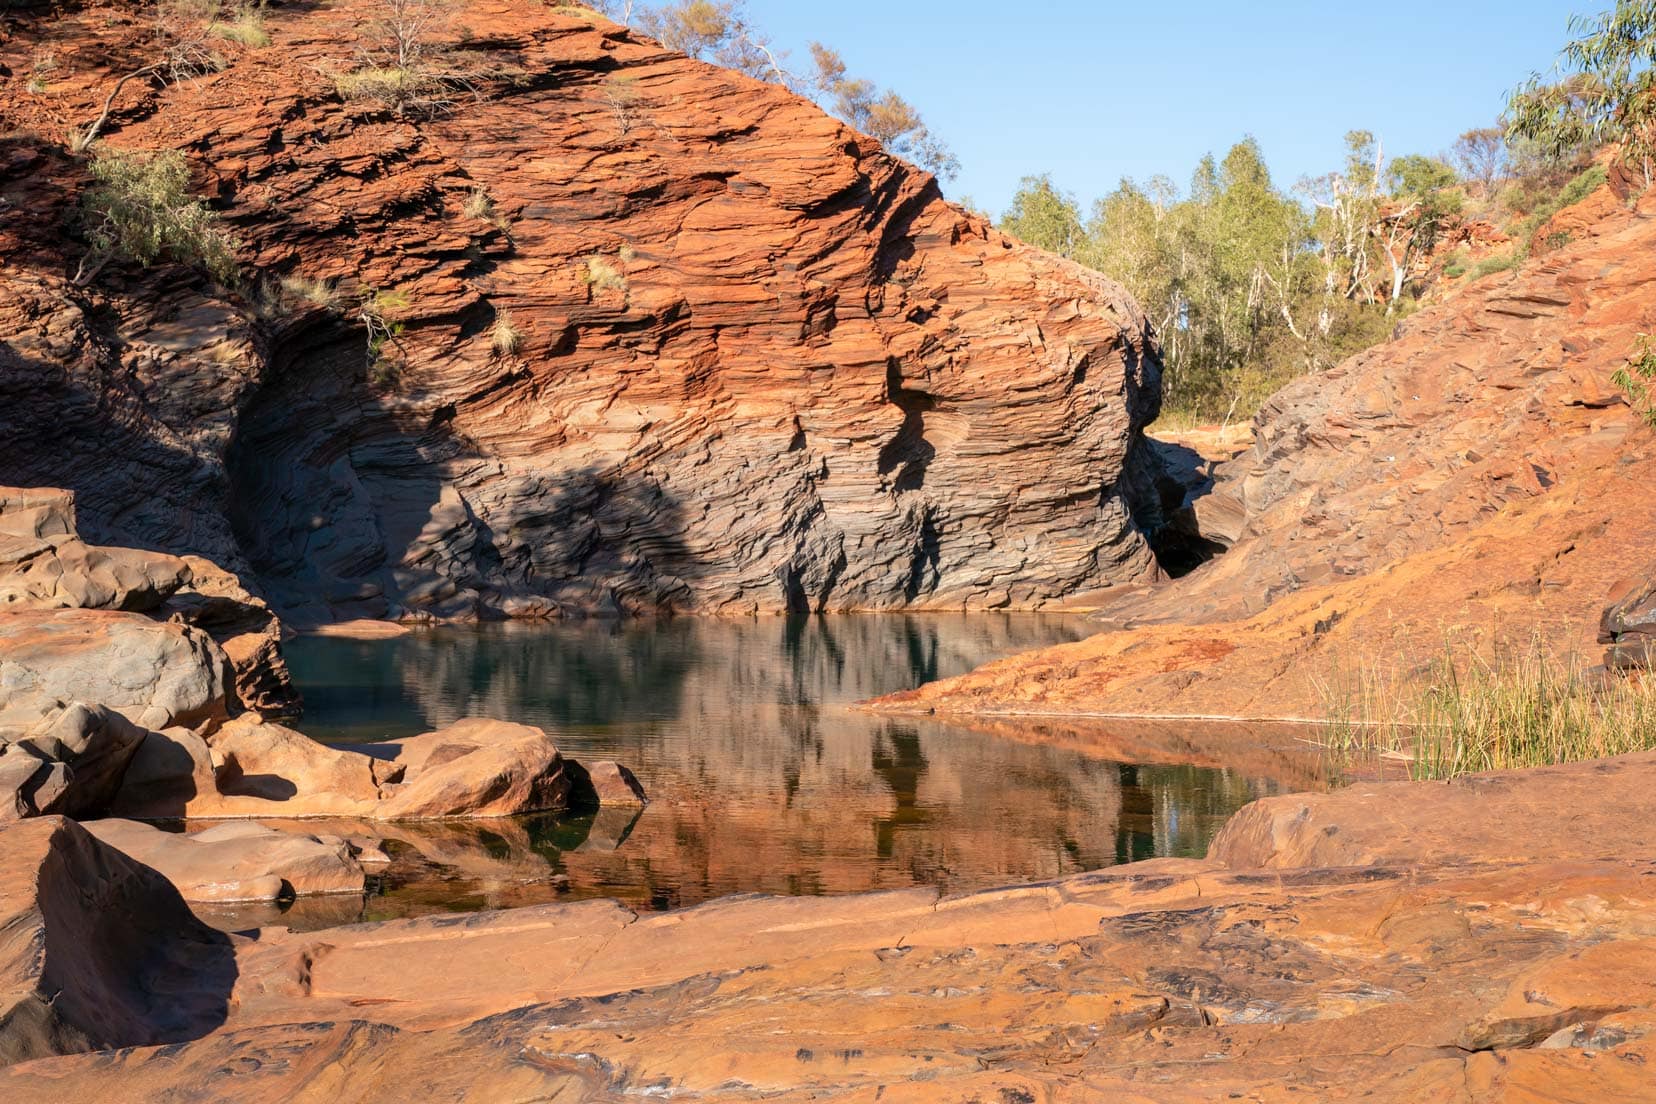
[23,823,236,1062]
[1130,436,1231,578]
[227,319,707,622]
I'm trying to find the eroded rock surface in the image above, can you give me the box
[876,189,1656,720]
[0,0,1165,624]
[110,714,592,821]
[8,755,1656,1100]
[83,818,365,903]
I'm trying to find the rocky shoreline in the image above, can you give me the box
[7,753,1656,1100]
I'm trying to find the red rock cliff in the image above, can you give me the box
[0,0,1164,623]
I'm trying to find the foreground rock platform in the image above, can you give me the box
[8,754,1656,1101]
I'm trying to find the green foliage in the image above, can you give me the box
[359,286,410,384]
[1612,332,1656,429]
[1508,1,1656,188]
[75,146,238,285]
[1515,162,1609,239]
[1320,643,1656,782]
[1442,250,1470,278]
[1470,250,1523,279]
[999,174,1084,257]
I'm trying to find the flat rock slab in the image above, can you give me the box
[9,756,1656,1100]
[83,818,364,903]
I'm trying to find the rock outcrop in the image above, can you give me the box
[10,754,1656,1100]
[0,817,234,1067]
[875,185,1656,720]
[1600,565,1656,670]
[0,486,295,724]
[83,818,366,904]
[0,0,1165,625]
[110,714,596,821]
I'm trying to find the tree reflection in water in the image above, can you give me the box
[268,615,1310,930]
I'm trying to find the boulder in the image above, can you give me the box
[0,609,232,731]
[0,487,191,614]
[582,760,649,807]
[1600,567,1656,671]
[0,703,148,820]
[0,817,235,1067]
[373,719,584,820]
[83,819,365,904]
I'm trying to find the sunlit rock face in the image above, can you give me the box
[0,0,1164,624]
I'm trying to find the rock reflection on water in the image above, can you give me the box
[268,615,1304,930]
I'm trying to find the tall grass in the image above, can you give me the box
[1317,644,1656,781]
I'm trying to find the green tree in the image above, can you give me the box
[998,174,1084,258]
[1509,0,1656,188]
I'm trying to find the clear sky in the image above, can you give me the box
[746,0,1586,214]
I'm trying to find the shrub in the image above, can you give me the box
[1612,333,1656,430]
[581,254,627,293]
[490,309,523,356]
[211,1,270,46]
[462,184,494,220]
[281,273,341,311]
[1442,250,1470,278]
[74,146,238,285]
[1470,250,1522,280]
[358,285,411,383]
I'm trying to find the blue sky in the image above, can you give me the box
[747,0,1587,214]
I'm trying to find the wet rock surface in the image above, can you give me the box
[6,755,1656,1100]
[0,0,1165,624]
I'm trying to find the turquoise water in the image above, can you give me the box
[277,615,1289,922]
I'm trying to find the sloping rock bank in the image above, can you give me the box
[7,754,1656,1101]
[0,0,1164,624]
[876,186,1656,721]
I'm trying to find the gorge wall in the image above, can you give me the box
[877,183,1656,720]
[0,0,1165,625]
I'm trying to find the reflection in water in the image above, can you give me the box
[273,615,1295,928]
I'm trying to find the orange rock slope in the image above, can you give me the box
[877,185,1656,721]
[0,0,1165,625]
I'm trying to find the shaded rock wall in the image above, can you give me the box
[0,1,1164,623]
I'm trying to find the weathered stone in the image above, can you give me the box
[873,184,1656,721]
[7,704,149,819]
[0,486,191,614]
[582,759,649,807]
[0,1,1164,625]
[0,817,235,1067]
[0,610,232,731]
[83,819,364,903]
[10,756,1656,1100]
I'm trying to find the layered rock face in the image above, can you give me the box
[877,186,1656,720]
[10,755,1656,1100]
[0,0,1163,624]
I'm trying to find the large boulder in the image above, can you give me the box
[0,609,232,731]
[108,714,602,821]
[0,703,148,821]
[0,816,235,1067]
[0,487,191,614]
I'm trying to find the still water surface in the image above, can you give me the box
[280,615,1289,924]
